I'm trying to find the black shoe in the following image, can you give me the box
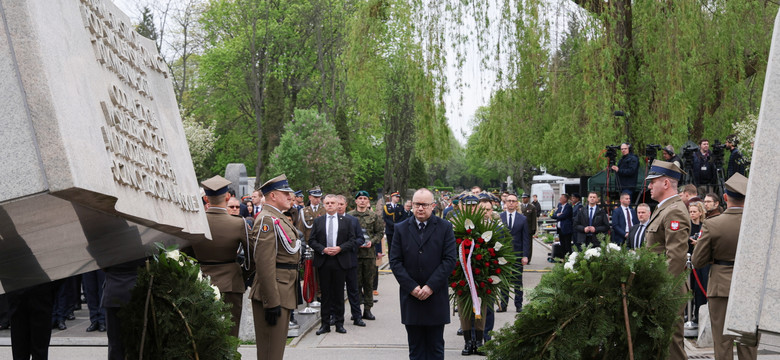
[353,319,366,327]
[86,322,99,332]
[66,312,76,321]
[516,307,523,313]
[56,321,67,330]
[461,332,473,356]
[363,309,376,320]
[496,306,507,313]
[98,323,106,332]
[316,325,331,335]
[373,299,378,303]
[473,333,486,356]
[335,325,347,333]
[0,324,9,330]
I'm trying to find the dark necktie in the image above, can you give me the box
[508,213,514,229]
[625,208,632,231]
[589,207,594,226]
[418,222,426,240]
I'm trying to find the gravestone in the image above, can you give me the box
[725,9,780,346]
[0,0,209,293]
[224,163,251,197]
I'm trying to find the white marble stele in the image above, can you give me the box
[726,8,780,346]
[0,0,209,293]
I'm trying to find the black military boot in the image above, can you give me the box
[461,331,473,356]
[362,307,376,320]
[472,330,486,356]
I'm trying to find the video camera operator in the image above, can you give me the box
[610,143,639,201]
[725,134,747,178]
[690,139,716,194]
[661,145,682,169]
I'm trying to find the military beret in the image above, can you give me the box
[355,190,370,199]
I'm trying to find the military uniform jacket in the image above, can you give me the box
[249,205,301,310]
[521,202,538,235]
[348,209,384,259]
[299,205,326,243]
[691,207,742,298]
[644,195,690,276]
[192,208,250,293]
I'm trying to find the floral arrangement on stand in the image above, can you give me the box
[120,243,240,360]
[448,206,517,319]
[483,241,688,360]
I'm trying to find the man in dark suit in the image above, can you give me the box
[551,194,573,256]
[498,194,530,312]
[335,195,366,327]
[610,143,639,201]
[573,192,610,249]
[570,193,583,220]
[611,192,638,246]
[520,193,537,263]
[390,188,457,360]
[309,194,357,335]
[383,192,403,252]
[627,203,651,250]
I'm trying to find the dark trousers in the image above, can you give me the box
[82,270,106,325]
[8,281,57,360]
[691,265,710,322]
[559,233,573,256]
[52,275,79,323]
[345,264,361,320]
[482,307,494,341]
[319,257,346,327]
[105,307,125,360]
[405,324,445,360]
[499,264,524,310]
[0,293,9,326]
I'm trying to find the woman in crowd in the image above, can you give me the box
[688,201,708,324]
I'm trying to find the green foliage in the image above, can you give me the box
[135,7,158,42]
[268,109,353,195]
[483,243,688,360]
[182,117,218,180]
[120,244,239,360]
[448,206,517,314]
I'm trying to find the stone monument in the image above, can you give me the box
[224,163,251,197]
[726,9,780,346]
[0,0,210,294]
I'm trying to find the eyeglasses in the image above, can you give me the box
[412,202,434,208]
[228,206,241,209]
[506,200,518,203]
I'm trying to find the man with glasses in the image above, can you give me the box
[390,189,457,360]
[703,193,722,218]
[499,194,530,313]
[644,160,691,360]
[610,143,639,201]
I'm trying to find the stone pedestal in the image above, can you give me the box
[0,0,209,293]
[726,9,780,346]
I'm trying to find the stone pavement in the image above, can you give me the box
[2,238,780,359]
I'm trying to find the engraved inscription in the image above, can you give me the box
[80,0,198,212]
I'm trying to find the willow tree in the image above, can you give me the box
[455,0,777,174]
[345,0,452,194]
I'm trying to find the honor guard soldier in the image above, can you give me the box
[692,173,757,359]
[643,160,691,360]
[348,190,384,321]
[299,186,326,243]
[192,175,252,337]
[383,192,403,252]
[250,175,302,360]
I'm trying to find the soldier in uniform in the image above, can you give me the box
[293,190,305,210]
[249,174,301,360]
[383,192,403,252]
[643,160,691,360]
[520,193,537,263]
[192,175,252,338]
[299,186,325,243]
[692,173,757,359]
[348,190,384,321]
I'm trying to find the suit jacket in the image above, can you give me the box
[499,211,530,258]
[611,206,639,245]
[343,213,365,268]
[192,208,250,293]
[389,215,457,326]
[309,214,356,269]
[572,205,610,245]
[692,208,742,298]
[627,221,649,249]
[644,195,690,276]
[249,205,301,310]
[572,202,583,221]
[551,202,573,235]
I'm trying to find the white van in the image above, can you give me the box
[530,173,581,213]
